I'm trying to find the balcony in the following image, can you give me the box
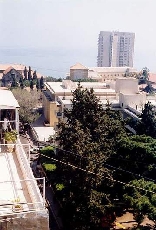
[0,139,48,228]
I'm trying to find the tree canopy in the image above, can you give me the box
[56,84,126,229]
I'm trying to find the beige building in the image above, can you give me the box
[88,66,137,82]
[68,63,137,82]
[42,78,146,128]
[70,63,89,80]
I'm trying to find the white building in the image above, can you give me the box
[97,31,135,67]
[43,78,146,128]
[69,63,138,82]
[0,88,48,229]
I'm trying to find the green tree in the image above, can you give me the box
[24,66,28,80]
[56,84,126,229]
[136,101,156,138]
[19,77,24,89]
[30,80,34,90]
[11,75,18,88]
[33,70,37,80]
[28,66,32,81]
[12,88,40,124]
[36,79,40,91]
[123,179,156,226]
[40,76,44,91]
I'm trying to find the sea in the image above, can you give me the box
[0,47,97,78]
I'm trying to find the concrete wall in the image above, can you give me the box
[0,212,49,230]
[70,69,88,80]
[115,78,138,94]
[119,92,146,109]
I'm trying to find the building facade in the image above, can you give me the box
[97,31,135,67]
[70,63,89,80]
[42,79,146,129]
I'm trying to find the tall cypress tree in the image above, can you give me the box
[33,70,37,80]
[30,80,34,90]
[40,76,44,91]
[36,79,40,91]
[24,66,28,80]
[28,66,32,81]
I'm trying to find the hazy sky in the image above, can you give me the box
[0,0,156,74]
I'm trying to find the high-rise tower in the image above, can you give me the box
[97,31,135,67]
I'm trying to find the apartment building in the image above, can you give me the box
[97,31,135,67]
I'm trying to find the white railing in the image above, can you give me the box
[15,139,45,210]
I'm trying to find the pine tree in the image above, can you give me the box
[136,101,156,137]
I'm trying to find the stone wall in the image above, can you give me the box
[0,211,49,230]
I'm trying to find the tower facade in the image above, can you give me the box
[97,31,135,67]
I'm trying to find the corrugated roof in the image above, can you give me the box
[0,89,19,108]
[70,63,88,70]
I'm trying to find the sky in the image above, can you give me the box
[0,0,156,76]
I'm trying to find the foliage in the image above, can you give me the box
[56,183,65,191]
[40,146,55,161]
[43,163,56,171]
[4,130,17,142]
[136,102,156,138]
[56,84,126,229]
[138,67,149,85]
[33,70,37,80]
[12,88,41,124]
[19,77,24,89]
[123,179,156,224]
[24,66,28,80]
[45,76,62,82]
[30,80,34,90]
[28,66,32,80]
[40,76,44,90]
[11,76,18,88]
[36,79,40,91]
[73,78,98,82]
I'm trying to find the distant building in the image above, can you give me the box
[68,63,138,82]
[42,79,146,128]
[97,31,135,67]
[70,63,88,80]
[0,64,43,87]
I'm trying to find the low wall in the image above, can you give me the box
[15,139,45,210]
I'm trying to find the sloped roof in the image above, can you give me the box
[0,64,26,71]
[70,63,88,70]
[3,66,22,75]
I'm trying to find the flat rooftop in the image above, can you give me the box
[45,81,115,94]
